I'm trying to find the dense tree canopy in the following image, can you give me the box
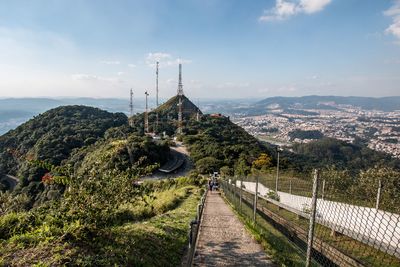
[182,115,272,174]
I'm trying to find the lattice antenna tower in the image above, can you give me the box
[144,91,149,133]
[178,96,183,134]
[129,89,134,127]
[177,63,184,96]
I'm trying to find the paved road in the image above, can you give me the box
[193,191,273,266]
[0,174,19,191]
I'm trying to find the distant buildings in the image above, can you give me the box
[233,105,400,158]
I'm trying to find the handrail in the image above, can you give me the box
[186,185,208,266]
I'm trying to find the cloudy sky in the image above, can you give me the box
[0,0,399,99]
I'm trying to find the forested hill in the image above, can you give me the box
[0,105,127,175]
[280,137,400,172]
[0,105,172,206]
[182,115,271,175]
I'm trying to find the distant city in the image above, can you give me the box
[233,102,400,158]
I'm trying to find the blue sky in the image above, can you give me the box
[0,0,399,99]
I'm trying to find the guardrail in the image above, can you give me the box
[186,185,208,266]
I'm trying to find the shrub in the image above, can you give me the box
[0,212,35,239]
[266,190,280,201]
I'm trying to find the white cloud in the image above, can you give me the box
[100,60,120,65]
[300,0,332,14]
[128,63,136,68]
[259,0,332,22]
[117,72,125,76]
[146,52,191,68]
[384,0,400,42]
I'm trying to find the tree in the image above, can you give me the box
[220,166,233,177]
[195,157,222,174]
[234,155,251,177]
[354,167,400,212]
[251,153,272,173]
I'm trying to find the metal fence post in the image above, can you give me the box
[240,177,243,213]
[253,176,259,223]
[322,179,326,200]
[376,178,382,210]
[306,169,320,267]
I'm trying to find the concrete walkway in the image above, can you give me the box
[193,191,274,266]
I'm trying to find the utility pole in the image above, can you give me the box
[306,169,320,267]
[144,91,149,134]
[129,89,134,127]
[275,146,283,192]
[376,179,382,210]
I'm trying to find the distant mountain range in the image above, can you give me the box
[1,95,400,135]
[232,95,400,116]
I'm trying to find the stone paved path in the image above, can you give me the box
[193,191,274,266]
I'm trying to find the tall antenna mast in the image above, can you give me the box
[177,63,184,96]
[144,91,149,134]
[156,61,159,107]
[129,89,134,127]
[178,96,183,134]
[177,63,184,134]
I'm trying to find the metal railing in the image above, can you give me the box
[221,170,400,267]
[186,185,208,266]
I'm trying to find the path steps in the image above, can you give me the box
[192,191,274,266]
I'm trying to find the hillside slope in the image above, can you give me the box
[0,105,127,175]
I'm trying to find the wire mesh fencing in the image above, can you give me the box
[221,169,400,267]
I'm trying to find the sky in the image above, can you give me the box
[0,0,399,99]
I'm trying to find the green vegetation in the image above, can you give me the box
[0,105,171,207]
[288,129,323,140]
[281,137,400,172]
[130,95,201,136]
[182,115,271,174]
[0,104,207,266]
[0,177,203,266]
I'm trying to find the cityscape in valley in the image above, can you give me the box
[233,102,400,158]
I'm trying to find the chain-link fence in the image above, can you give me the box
[221,169,400,267]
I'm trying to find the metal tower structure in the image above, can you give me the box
[177,63,184,96]
[156,61,159,107]
[129,89,134,127]
[144,91,149,133]
[177,96,183,134]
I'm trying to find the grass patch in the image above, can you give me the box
[0,179,203,266]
